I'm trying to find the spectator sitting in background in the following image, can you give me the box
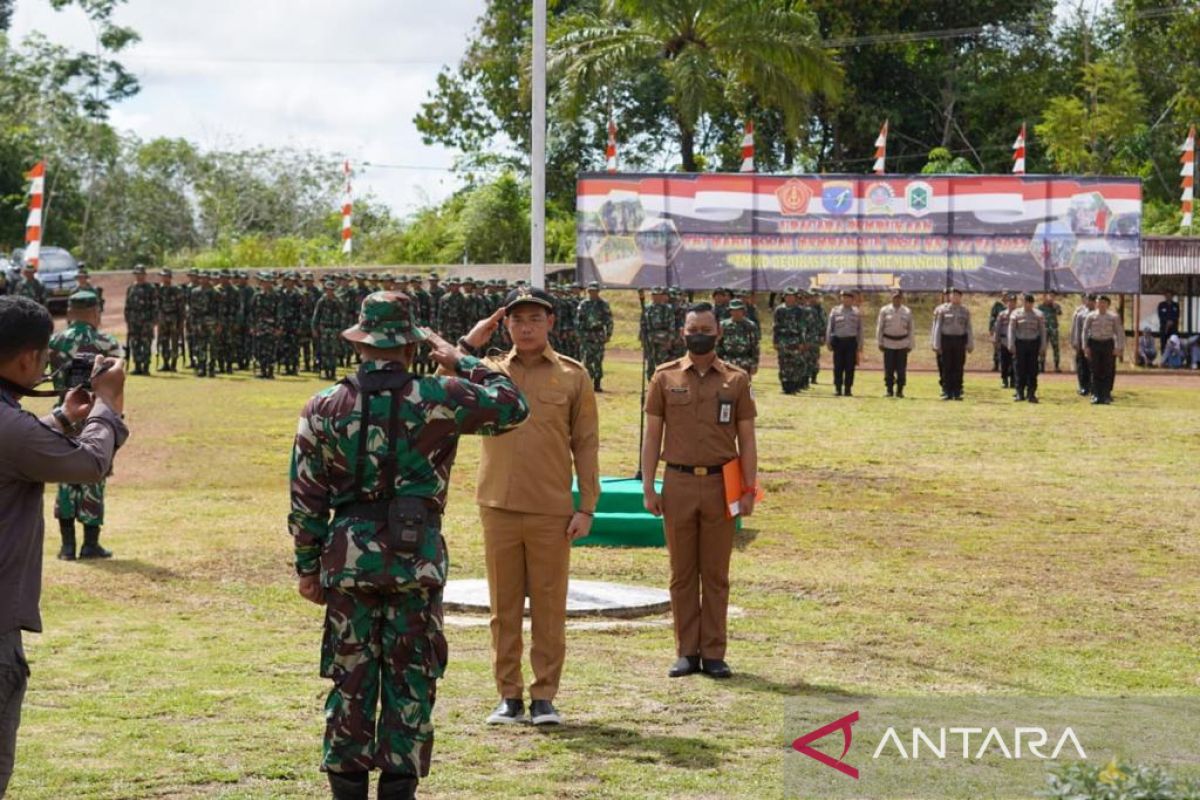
[1161,334,1185,369]
[1186,335,1200,370]
[1136,325,1157,367]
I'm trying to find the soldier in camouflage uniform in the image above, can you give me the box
[576,281,613,392]
[712,287,732,323]
[249,272,282,379]
[49,290,123,560]
[639,286,677,380]
[407,276,432,375]
[235,271,255,370]
[667,288,688,360]
[1037,292,1063,372]
[808,290,827,384]
[12,264,46,306]
[773,288,806,394]
[426,274,443,332]
[717,300,760,376]
[182,269,199,368]
[558,285,581,359]
[156,269,186,372]
[213,270,240,374]
[437,278,467,344]
[279,272,306,376]
[312,280,345,381]
[75,267,105,312]
[189,272,219,377]
[301,273,321,372]
[124,266,158,375]
[289,292,529,800]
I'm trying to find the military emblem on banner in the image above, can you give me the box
[776,179,813,216]
[905,181,933,216]
[821,181,854,215]
[864,182,895,215]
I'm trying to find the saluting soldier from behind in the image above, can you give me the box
[289,292,529,800]
[1082,294,1124,405]
[1007,293,1046,403]
[459,288,600,727]
[875,288,914,398]
[1069,293,1098,396]
[991,293,1018,390]
[642,302,757,680]
[825,289,863,396]
[932,288,974,401]
[49,290,123,561]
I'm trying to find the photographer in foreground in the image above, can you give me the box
[0,295,128,797]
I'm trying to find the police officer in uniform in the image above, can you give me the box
[825,290,863,396]
[932,288,974,401]
[289,293,529,799]
[1083,294,1125,405]
[1069,294,1098,396]
[875,289,913,398]
[641,302,757,680]
[1007,293,1046,403]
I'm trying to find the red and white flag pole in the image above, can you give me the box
[24,161,45,268]
[605,118,618,173]
[341,160,353,256]
[1181,125,1195,230]
[1012,123,1027,175]
[739,120,755,173]
[872,120,888,175]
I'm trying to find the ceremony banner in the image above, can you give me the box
[575,173,1141,293]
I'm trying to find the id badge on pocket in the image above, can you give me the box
[718,399,733,424]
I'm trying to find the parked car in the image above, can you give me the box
[11,246,80,312]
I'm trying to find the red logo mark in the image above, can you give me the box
[791,710,860,779]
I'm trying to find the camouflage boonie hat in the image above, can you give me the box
[132,265,146,275]
[587,281,600,289]
[303,271,315,280]
[782,287,799,296]
[160,268,173,277]
[651,285,666,294]
[343,292,428,348]
[323,280,337,290]
[68,290,100,308]
[729,299,746,310]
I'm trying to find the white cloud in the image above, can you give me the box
[8,0,487,216]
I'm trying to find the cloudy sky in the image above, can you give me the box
[9,0,486,216]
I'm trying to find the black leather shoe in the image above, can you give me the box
[1078,388,1089,395]
[844,388,853,397]
[669,655,700,678]
[896,387,904,398]
[530,699,562,726]
[486,698,526,724]
[701,659,732,679]
[1027,395,1039,404]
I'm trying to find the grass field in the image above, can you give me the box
[11,295,1200,799]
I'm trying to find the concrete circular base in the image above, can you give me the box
[443,578,671,619]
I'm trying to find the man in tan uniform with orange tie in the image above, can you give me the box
[458,286,600,726]
[641,301,757,680]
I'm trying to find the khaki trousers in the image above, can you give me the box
[480,507,572,701]
[661,470,735,660]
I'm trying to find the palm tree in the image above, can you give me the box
[549,0,840,172]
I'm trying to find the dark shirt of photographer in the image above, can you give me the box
[0,295,128,796]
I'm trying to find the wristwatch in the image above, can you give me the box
[53,406,82,436]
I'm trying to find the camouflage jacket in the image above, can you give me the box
[288,357,530,588]
[13,276,46,306]
[216,285,241,327]
[312,295,344,331]
[189,285,219,327]
[576,298,613,338]
[124,283,157,326]
[249,290,281,333]
[718,318,760,362]
[773,304,805,344]
[278,288,306,333]
[157,285,186,327]
[49,322,124,392]
[640,302,676,344]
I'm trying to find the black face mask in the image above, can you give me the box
[684,333,717,355]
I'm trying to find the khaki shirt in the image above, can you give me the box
[932,302,974,350]
[476,346,600,515]
[644,355,756,466]
[1007,307,1046,353]
[826,305,863,347]
[1082,310,1125,351]
[875,304,914,350]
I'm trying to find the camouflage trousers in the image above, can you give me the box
[1040,331,1061,371]
[776,340,805,390]
[723,354,757,375]
[321,587,447,777]
[278,327,301,374]
[127,324,154,369]
[803,343,820,381]
[217,328,238,371]
[55,480,105,526]
[643,336,676,380]
[254,331,278,376]
[316,330,341,379]
[158,321,182,367]
[193,325,215,376]
[238,325,253,370]
[579,333,606,381]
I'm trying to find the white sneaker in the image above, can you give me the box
[530,699,562,726]
[486,698,527,725]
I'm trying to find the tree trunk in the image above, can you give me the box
[679,121,697,172]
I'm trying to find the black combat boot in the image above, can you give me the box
[78,525,112,559]
[328,771,369,800]
[593,376,602,393]
[378,774,418,800]
[57,518,77,561]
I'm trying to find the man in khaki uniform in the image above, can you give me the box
[459,286,600,727]
[1082,294,1125,405]
[875,288,914,398]
[641,302,757,680]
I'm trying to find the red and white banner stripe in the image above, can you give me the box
[341,160,353,256]
[605,118,618,173]
[872,120,888,175]
[1181,125,1195,229]
[1012,123,1027,175]
[24,161,45,267]
[739,120,755,173]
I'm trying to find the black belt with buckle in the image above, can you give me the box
[334,498,441,521]
[882,333,908,341]
[666,463,725,476]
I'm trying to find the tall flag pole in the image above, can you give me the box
[872,120,888,175]
[605,117,618,173]
[1012,123,1027,175]
[1182,125,1195,231]
[340,160,353,256]
[24,161,46,268]
[739,120,755,173]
